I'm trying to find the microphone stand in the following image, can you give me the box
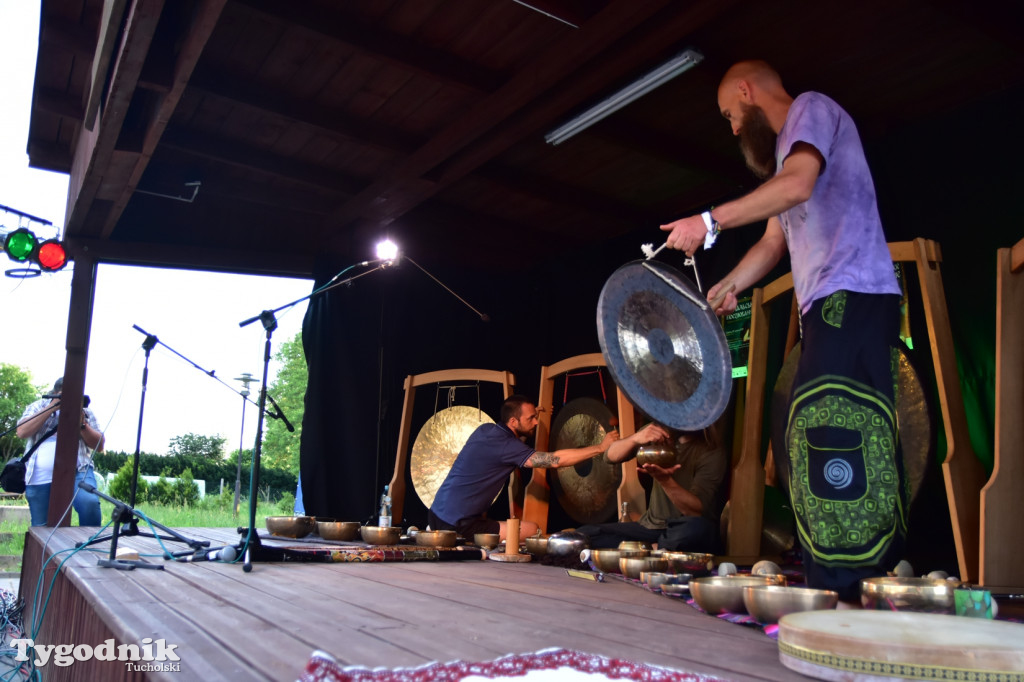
[235,261,390,570]
[77,327,211,564]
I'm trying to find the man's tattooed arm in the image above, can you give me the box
[526,451,560,468]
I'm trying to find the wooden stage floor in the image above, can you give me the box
[18,526,809,681]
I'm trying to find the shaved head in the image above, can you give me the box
[719,60,784,97]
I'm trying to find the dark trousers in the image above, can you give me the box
[577,516,718,553]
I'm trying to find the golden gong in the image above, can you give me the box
[549,397,621,524]
[410,405,494,509]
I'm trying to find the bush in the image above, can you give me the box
[108,460,148,503]
[277,492,296,515]
[173,468,200,506]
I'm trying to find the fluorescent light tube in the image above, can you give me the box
[545,48,704,145]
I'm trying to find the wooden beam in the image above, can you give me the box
[237,0,504,93]
[65,0,165,236]
[50,252,97,526]
[67,238,313,278]
[98,0,229,239]
[84,0,129,131]
[39,16,97,57]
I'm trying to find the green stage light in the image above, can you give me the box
[4,228,36,262]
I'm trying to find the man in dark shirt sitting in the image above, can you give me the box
[429,395,619,542]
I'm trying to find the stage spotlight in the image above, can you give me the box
[376,239,399,265]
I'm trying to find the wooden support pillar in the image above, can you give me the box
[50,249,97,526]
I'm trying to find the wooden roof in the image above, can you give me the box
[28,0,1024,276]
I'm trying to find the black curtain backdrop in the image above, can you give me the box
[298,83,1023,571]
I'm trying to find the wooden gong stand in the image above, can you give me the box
[387,368,515,527]
[980,236,1024,587]
[522,352,642,535]
[732,238,987,584]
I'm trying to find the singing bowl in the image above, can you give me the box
[360,525,402,545]
[620,556,669,580]
[474,533,500,550]
[661,583,690,596]
[589,549,624,573]
[547,530,589,557]
[690,576,778,615]
[743,585,839,624]
[524,536,548,555]
[636,445,675,468]
[860,577,958,613]
[661,551,715,574]
[317,520,360,541]
[617,540,651,553]
[641,572,691,591]
[265,516,316,538]
[414,529,458,547]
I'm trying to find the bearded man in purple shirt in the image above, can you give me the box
[661,60,907,604]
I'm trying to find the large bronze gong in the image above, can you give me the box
[548,397,621,524]
[597,260,732,431]
[410,406,494,509]
[771,345,933,501]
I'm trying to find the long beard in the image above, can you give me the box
[738,103,777,180]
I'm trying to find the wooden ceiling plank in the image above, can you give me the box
[328,0,675,232]
[39,15,97,58]
[98,0,230,239]
[188,66,423,154]
[35,87,86,122]
[235,0,504,94]
[66,0,165,236]
[337,0,735,237]
[160,127,365,196]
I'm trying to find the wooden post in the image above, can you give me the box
[980,239,1024,587]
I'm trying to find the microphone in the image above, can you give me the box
[266,394,294,432]
[42,393,61,400]
[178,545,238,563]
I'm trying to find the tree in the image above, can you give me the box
[261,333,306,474]
[167,433,226,460]
[0,364,42,462]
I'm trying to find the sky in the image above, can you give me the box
[0,1,314,456]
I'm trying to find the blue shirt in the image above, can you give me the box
[430,423,534,526]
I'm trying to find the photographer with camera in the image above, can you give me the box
[16,377,103,526]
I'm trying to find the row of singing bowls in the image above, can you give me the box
[317,520,360,541]
[360,525,402,545]
[743,585,838,623]
[860,576,957,612]
[690,575,785,614]
[414,529,458,547]
[266,516,316,538]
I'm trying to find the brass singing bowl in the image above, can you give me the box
[860,577,958,613]
[620,556,669,580]
[474,533,500,550]
[616,541,651,558]
[742,585,838,624]
[661,551,715,574]
[415,529,458,547]
[640,572,691,591]
[690,576,779,615]
[524,536,548,555]
[317,520,360,541]
[266,516,316,538]
[360,525,402,545]
[587,549,622,573]
[661,583,690,596]
[636,445,675,468]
